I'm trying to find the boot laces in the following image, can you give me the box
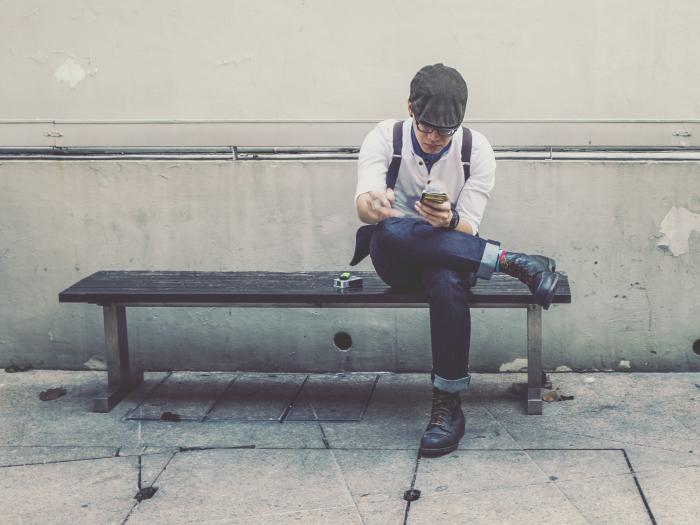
[429,389,458,430]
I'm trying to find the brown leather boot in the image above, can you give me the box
[500,252,560,309]
[420,387,465,457]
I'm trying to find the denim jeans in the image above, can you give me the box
[369,217,500,393]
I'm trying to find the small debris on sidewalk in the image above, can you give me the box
[160,411,181,422]
[134,486,158,502]
[509,372,551,394]
[509,378,575,402]
[403,489,421,501]
[543,388,575,402]
[39,387,66,401]
[5,364,32,373]
[584,376,596,383]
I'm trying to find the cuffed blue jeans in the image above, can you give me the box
[369,217,500,393]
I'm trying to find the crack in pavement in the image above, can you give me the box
[518,448,593,525]
[121,451,177,525]
[311,404,366,525]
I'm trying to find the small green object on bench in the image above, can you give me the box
[59,270,571,414]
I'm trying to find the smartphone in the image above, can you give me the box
[420,190,448,205]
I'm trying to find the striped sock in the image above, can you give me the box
[495,250,507,271]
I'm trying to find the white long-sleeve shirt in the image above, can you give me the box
[355,118,496,234]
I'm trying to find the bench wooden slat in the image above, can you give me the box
[59,271,571,306]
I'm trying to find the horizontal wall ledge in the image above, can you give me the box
[0,120,698,148]
[2,146,700,162]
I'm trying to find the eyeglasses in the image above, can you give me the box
[415,121,459,137]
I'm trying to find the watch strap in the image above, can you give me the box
[448,207,460,230]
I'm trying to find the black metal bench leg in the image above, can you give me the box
[94,304,143,413]
[526,304,543,415]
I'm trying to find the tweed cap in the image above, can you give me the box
[409,63,468,129]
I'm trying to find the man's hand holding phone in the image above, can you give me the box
[415,190,453,228]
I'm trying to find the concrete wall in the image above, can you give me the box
[2,0,699,121]
[1,159,698,372]
[1,1,699,372]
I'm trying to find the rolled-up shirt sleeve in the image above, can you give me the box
[455,131,496,235]
[354,120,394,205]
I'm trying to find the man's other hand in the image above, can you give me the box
[357,189,402,224]
[414,199,452,228]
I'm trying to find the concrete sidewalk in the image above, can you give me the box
[0,370,698,524]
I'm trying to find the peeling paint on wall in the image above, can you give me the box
[27,51,47,64]
[47,330,71,345]
[499,357,528,372]
[656,206,700,256]
[53,57,97,87]
[83,356,106,370]
[215,55,253,67]
[54,58,86,87]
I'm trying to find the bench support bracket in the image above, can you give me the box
[526,304,543,415]
[94,304,143,413]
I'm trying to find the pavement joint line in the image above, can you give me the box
[0,444,125,449]
[123,371,173,421]
[195,416,371,423]
[0,454,125,469]
[278,374,309,422]
[204,417,283,422]
[201,374,241,422]
[622,448,658,525]
[402,449,422,525]
[119,417,325,425]
[290,417,366,423]
[177,445,256,452]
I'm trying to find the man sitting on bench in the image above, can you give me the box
[350,63,561,457]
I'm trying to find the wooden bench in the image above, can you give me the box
[58,270,571,414]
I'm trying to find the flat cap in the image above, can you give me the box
[409,63,468,129]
